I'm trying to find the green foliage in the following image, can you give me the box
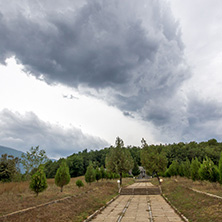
[0,154,20,182]
[198,157,219,182]
[105,137,134,185]
[219,152,222,183]
[132,160,140,176]
[165,160,180,177]
[76,179,84,188]
[190,157,201,181]
[55,160,70,192]
[95,166,101,182]
[21,146,48,176]
[29,166,47,196]
[100,165,106,180]
[141,139,167,178]
[105,171,113,180]
[67,155,84,177]
[85,162,95,184]
[179,158,191,178]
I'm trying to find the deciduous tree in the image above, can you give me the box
[21,146,48,177]
[141,138,167,183]
[105,137,133,185]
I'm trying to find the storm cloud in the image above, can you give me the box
[0,109,108,158]
[0,0,221,143]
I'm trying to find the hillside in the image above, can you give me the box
[0,145,24,158]
[0,145,25,173]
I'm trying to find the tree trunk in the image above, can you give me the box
[61,186,63,192]
[156,172,161,185]
[120,172,122,186]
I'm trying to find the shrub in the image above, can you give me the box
[76,179,84,188]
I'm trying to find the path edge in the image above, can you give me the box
[83,194,120,222]
[161,193,189,222]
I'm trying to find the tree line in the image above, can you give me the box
[1,138,222,185]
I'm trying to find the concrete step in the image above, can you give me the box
[120,187,160,195]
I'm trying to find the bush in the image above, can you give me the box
[76,179,84,188]
[29,166,48,196]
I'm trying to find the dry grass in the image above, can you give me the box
[155,177,222,222]
[0,177,134,221]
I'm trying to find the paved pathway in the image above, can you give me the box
[91,183,183,222]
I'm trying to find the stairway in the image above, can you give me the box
[120,187,160,195]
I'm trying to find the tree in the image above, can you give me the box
[141,139,167,183]
[198,157,219,182]
[29,166,47,196]
[219,152,222,183]
[21,146,48,177]
[180,158,191,178]
[100,165,106,180]
[85,161,95,184]
[76,179,84,188]
[132,160,140,177]
[95,166,101,182]
[55,160,70,192]
[190,157,201,181]
[105,137,133,185]
[0,154,20,182]
[165,160,180,177]
[67,155,84,177]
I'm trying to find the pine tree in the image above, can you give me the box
[85,162,95,184]
[100,166,106,180]
[218,152,222,183]
[198,157,219,182]
[55,160,70,192]
[190,157,201,181]
[29,166,48,196]
[95,166,101,182]
[105,137,133,185]
[166,160,180,177]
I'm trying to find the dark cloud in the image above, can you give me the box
[2,0,219,143]
[0,109,109,158]
[182,97,222,142]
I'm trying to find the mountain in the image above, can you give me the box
[0,145,25,158]
[0,145,25,173]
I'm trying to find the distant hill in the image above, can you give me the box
[0,145,25,173]
[0,145,25,158]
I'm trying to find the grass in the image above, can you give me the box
[0,177,134,221]
[154,177,222,222]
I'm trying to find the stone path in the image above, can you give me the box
[91,183,183,222]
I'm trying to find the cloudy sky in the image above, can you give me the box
[0,0,222,158]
